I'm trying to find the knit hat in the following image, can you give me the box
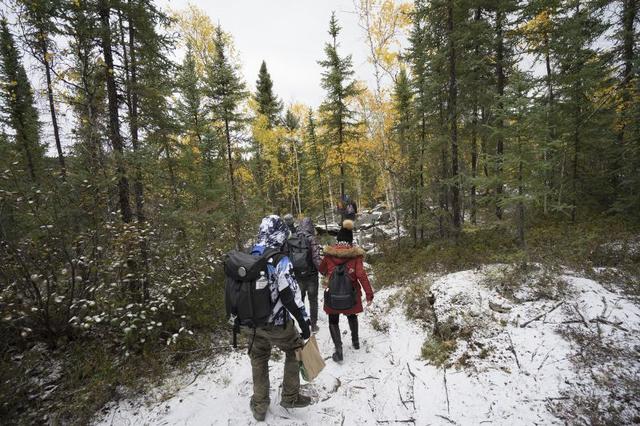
[336,219,354,244]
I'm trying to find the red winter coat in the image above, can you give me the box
[319,244,374,315]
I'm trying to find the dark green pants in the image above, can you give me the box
[241,321,303,416]
[299,274,319,326]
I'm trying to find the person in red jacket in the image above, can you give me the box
[319,219,374,362]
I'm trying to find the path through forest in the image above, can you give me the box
[96,267,640,425]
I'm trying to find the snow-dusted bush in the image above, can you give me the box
[0,182,226,354]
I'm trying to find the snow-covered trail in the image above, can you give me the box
[96,269,640,425]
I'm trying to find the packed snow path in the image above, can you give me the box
[97,268,640,425]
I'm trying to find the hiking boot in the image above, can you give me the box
[250,402,267,421]
[332,346,343,362]
[251,410,266,421]
[249,395,269,422]
[348,315,359,350]
[329,323,343,362]
[280,394,312,408]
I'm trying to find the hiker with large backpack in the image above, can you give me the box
[289,217,322,332]
[336,194,357,223]
[319,219,374,362]
[224,215,312,421]
[283,213,297,234]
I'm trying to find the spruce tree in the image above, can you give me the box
[126,0,177,212]
[318,12,361,198]
[306,109,328,228]
[393,67,417,243]
[177,42,209,182]
[555,1,609,221]
[255,61,282,127]
[0,18,44,182]
[62,0,106,178]
[252,61,282,211]
[406,1,430,240]
[97,0,133,223]
[205,25,247,248]
[446,0,461,232]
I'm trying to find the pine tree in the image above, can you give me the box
[555,1,608,221]
[494,3,507,220]
[62,0,106,178]
[205,25,247,248]
[255,61,282,127]
[319,12,361,198]
[306,109,329,229]
[125,0,177,212]
[98,0,133,223]
[252,61,282,211]
[393,67,417,243]
[284,108,303,214]
[406,0,430,240]
[615,0,639,211]
[176,42,210,191]
[463,3,493,225]
[0,18,44,182]
[446,0,461,232]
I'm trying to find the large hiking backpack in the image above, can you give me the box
[224,248,283,335]
[345,203,355,217]
[324,263,356,310]
[287,234,314,278]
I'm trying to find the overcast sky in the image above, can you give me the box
[162,0,378,108]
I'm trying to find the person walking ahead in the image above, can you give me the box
[336,194,357,222]
[296,217,322,332]
[319,219,374,362]
[243,215,312,421]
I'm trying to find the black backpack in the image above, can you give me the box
[287,234,314,278]
[324,263,356,310]
[224,248,283,347]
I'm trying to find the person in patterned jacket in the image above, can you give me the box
[242,215,312,421]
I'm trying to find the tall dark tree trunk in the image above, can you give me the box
[255,146,268,214]
[42,41,66,179]
[543,33,555,214]
[124,3,144,223]
[481,107,490,179]
[419,114,426,242]
[224,116,241,249]
[517,135,525,248]
[571,75,583,223]
[338,102,345,199]
[447,0,461,232]
[438,93,448,237]
[495,9,505,220]
[310,120,329,230]
[470,7,481,225]
[19,124,37,182]
[98,0,132,223]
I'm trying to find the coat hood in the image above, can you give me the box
[323,244,365,259]
[298,217,315,235]
[254,215,289,250]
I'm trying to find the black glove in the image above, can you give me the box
[280,286,311,340]
[299,319,311,340]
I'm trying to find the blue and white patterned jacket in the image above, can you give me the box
[251,215,309,326]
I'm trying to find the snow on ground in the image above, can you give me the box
[95,267,640,426]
